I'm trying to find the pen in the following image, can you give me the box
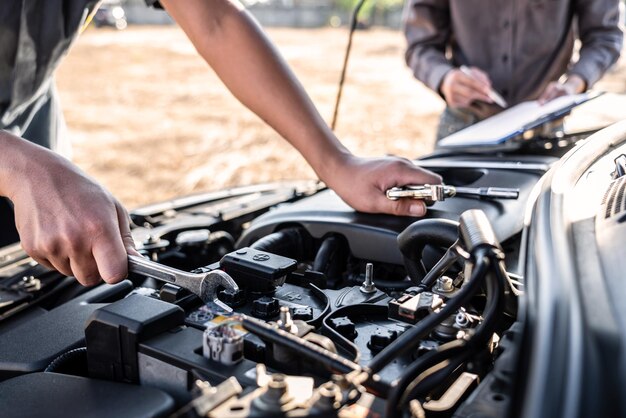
[460,65,508,108]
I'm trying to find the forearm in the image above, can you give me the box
[403,0,452,93]
[570,0,623,87]
[0,130,31,200]
[159,0,443,217]
[160,0,350,181]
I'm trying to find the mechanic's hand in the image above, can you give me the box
[324,155,442,217]
[441,67,493,108]
[538,75,586,105]
[1,135,137,286]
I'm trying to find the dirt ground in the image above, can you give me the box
[56,26,626,208]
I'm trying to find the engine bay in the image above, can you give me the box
[0,152,559,417]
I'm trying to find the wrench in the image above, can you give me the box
[128,255,239,313]
[386,184,519,205]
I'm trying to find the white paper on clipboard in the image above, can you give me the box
[438,92,596,149]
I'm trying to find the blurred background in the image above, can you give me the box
[56,0,626,208]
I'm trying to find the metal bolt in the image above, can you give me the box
[19,276,41,292]
[252,373,292,412]
[277,306,294,332]
[314,382,340,411]
[455,312,470,328]
[437,276,454,293]
[360,263,376,294]
[269,374,287,389]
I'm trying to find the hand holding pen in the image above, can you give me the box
[440,65,508,109]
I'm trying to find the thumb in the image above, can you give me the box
[376,194,427,217]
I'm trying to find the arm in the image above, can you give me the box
[159,0,441,216]
[403,0,453,95]
[570,0,623,88]
[402,0,492,108]
[540,0,622,103]
[0,131,136,285]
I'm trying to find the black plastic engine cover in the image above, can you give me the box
[0,281,132,381]
[85,294,185,383]
[0,372,174,418]
[237,156,550,265]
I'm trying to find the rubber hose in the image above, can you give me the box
[312,235,346,277]
[397,219,459,285]
[44,347,88,376]
[250,227,312,260]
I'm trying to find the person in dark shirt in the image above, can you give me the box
[0,0,441,285]
[403,0,623,139]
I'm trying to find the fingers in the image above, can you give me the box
[20,213,129,285]
[91,203,132,284]
[69,253,103,286]
[378,161,440,217]
[330,156,441,217]
[29,251,73,279]
[459,72,492,99]
[538,78,582,105]
[116,201,140,256]
[441,68,493,108]
[391,160,442,187]
[538,82,562,104]
[8,136,133,287]
[16,201,131,286]
[467,67,491,88]
[377,196,427,218]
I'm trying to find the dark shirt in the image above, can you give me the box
[0,0,158,149]
[0,0,100,128]
[0,2,21,110]
[403,0,623,112]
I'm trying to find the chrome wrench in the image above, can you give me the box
[128,255,239,312]
[386,184,519,205]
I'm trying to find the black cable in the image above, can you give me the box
[401,266,503,404]
[384,341,467,418]
[241,315,359,374]
[368,251,491,374]
[331,0,367,130]
[385,249,507,417]
[402,356,466,405]
[373,278,414,290]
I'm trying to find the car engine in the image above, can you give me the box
[0,151,562,417]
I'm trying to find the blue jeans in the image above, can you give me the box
[436,107,479,141]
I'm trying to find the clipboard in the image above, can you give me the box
[437,92,600,150]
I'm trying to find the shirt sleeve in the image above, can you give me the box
[402,0,454,94]
[570,0,623,88]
